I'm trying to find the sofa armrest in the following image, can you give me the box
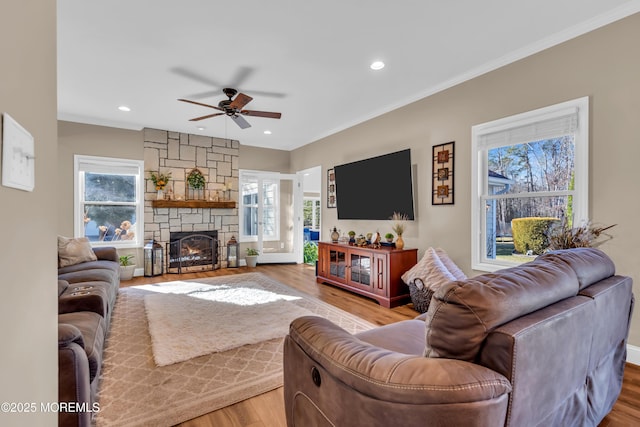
[92,246,118,263]
[58,323,92,427]
[59,323,85,349]
[286,316,511,405]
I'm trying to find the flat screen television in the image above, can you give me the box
[334,149,415,220]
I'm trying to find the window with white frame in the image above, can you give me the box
[471,97,589,271]
[74,155,144,248]
[239,171,280,242]
[303,197,321,229]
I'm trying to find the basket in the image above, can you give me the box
[408,278,434,313]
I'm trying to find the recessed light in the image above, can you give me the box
[197,126,206,131]
[118,105,131,112]
[264,130,272,135]
[370,61,385,71]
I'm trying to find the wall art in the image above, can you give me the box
[2,113,35,192]
[327,168,336,208]
[432,141,454,205]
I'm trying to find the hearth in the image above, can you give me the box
[167,231,218,273]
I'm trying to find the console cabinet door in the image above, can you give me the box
[327,245,348,284]
[347,249,373,292]
[372,253,388,296]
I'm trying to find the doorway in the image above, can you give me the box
[239,170,302,264]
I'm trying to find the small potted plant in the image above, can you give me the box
[187,168,206,200]
[148,171,172,200]
[385,232,394,243]
[390,212,409,249]
[245,248,259,268]
[119,254,135,281]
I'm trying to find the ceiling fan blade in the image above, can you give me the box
[241,110,282,119]
[229,93,253,110]
[189,112,225,121]
[230,114,251,129]
[178,98,224,111]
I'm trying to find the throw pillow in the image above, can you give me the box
[435,248,467,280]
[401,247,457,313]
[58,236,97,268]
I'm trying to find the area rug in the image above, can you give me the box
[95,272,375,427]
[143,280,314,366]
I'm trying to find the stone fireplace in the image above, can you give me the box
[143,128,239,270]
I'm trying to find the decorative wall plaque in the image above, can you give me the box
[327,168,336,208]
[432,141,454,205]
[2,113,35,192]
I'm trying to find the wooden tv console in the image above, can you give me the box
[316,241,417,308]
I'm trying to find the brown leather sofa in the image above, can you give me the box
[58,247,120,427]
[284,248,634,427]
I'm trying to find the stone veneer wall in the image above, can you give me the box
[143,128,239,269]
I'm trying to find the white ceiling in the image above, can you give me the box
[57,1,640,151]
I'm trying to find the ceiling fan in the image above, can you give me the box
[178,88,282,129]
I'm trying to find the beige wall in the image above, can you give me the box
[290,13,640,346]
[0,1,58,425]
[239,144,290,172]
[58,121,144,236]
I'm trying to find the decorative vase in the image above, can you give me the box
[246,255,258,268]
[395,234,405,250]
[330,227,340,243]
[157,189,164,200]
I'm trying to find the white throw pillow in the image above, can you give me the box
[402,247,458,312]
[58,236,97,268]
[435,248,467,280]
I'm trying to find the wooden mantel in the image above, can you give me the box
[151,200,236,209]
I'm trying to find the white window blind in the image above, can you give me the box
[478,108,579,149]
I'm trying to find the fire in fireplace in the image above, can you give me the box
[167,231,218,273]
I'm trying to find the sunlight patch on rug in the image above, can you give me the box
[141,280,313,366]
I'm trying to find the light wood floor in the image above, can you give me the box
[122,264,640,427]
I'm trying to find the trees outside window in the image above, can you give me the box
[471,97,589,271]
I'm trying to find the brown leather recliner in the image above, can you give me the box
[284,248,634,426]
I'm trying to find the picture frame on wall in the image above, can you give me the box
[327,168,336,208]
[432,141,454,205]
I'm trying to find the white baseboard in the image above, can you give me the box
[627,344,640,366]
[134,267,144,277]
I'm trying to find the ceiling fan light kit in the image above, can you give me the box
[178,88,282,129]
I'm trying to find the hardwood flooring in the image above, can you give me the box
[122,264,639,427]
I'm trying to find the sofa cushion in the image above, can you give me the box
[59,282,113,319]
[356,319,427,355]
[424,256,580,361]
[538,248,616,290]
[58,236,97,268]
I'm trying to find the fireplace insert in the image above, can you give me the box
[167,231,218,273]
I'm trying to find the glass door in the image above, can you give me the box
[239,170,302,264]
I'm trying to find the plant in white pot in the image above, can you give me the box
[119,254,135,281]
[245,248,259,268]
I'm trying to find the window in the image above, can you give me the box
[471,97,589,271]
[74,155,144,248]
[239,171,280,242]
[303,198,321,229]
